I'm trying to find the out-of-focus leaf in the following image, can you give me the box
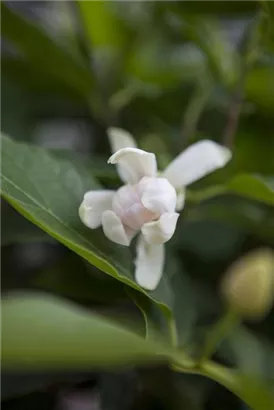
[262,0,274,20]
[1,77,34,142]
[245,66,274,111]
[51,149,118,181]
[1,58,85,99]
[175,220,245,262]
[227,174,274,205]
[173,359,274,410]
[0,135,173,315]
[165,1,258,15]
[2,293,165,369]
[126,40,207,88]
[1,3,94,98]
[1,200,51,246]
[33,254,126,303]
[233,131,274,175]
[3,293,273,409]
[187,174,274,206]
[182,17,240,87]
[78,1,129,49]
[186,196,274,243]
[222,326,274,379]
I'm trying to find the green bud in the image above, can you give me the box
[220,248,274,321]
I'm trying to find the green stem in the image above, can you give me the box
[182,80,211,146]
[198,309,240,365]
[186,185,228,204]
[168,316,178,348]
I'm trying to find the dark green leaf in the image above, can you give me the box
[1,3,94,98]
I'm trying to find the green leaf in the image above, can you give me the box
[227,174,274,206]
[0,134,172,313]
[78,1,129,49]
[245,66,274,111]
[1,3,94,98]
[3,293,273,410]
[2,293,165,369]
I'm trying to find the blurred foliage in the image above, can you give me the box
[1,1,274,410]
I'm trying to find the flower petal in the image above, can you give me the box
[141,212,179,244]
[139,177,177,214]
[79,190,115,229]
[102,210,135,246]
[107,127,137,153]
[107,128,138,183]
[134,235,164,290]
[176,187,185,211]
[108,148,157,184]
[163,140,232,188]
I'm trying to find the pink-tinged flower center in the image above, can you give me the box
[112,183,157,230]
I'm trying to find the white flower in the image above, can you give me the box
[79,127,232,291]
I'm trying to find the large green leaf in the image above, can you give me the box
[0,134,172,313]
[1,3,93,98]
[1,293,165,368]
[3,293,274,410]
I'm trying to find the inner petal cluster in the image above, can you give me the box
[112,176,177,232]
[112,182,157,231]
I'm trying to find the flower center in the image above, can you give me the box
[112,183,157,231]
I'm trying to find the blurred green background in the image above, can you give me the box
[1,1,274,409]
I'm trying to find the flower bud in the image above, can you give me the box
[220,248,274,320]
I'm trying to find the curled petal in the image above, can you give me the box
[163,140,232,188]
[176,187,185,211]
[79,190,115,229]
[107,128,138,183]
[139,177,177,214]
[134,235,164,291]
[102,210,135,246]
[141,212,179,244]
[107,127,137,153]
[108,148,157,184]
